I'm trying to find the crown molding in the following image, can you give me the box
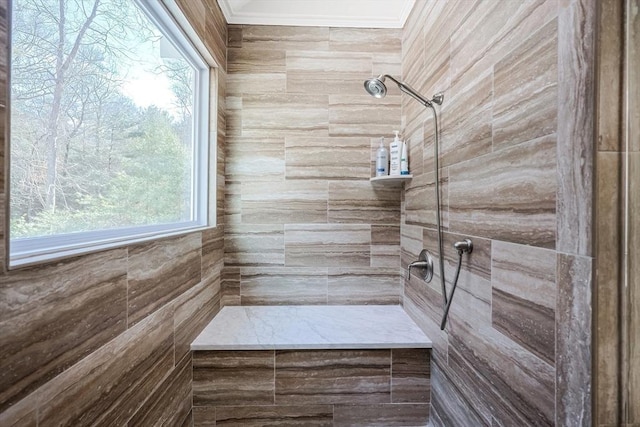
[217,0,415,28]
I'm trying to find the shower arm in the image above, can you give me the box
[382,75,444,108]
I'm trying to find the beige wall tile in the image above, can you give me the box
[128,353,192,427]
[491,241,557,365]
[556,253,592,426]
[127,233,202,326]
[0,250,127,411]
[333,403,429,426]
[493,19,558,151]
[391,348,431,403]
[275,349,391,405]
[327,267,400,304]
[37,305,174,426]
[241,180,328,224]
[285,136,370,180]
[240,267,328,305]
[225,224,284,266]
[215,405,333,426]
[328,181,400,225]
[448,135,557,248]
[193,350,275,406]
[556,0,596,257]
[284,224,370,267]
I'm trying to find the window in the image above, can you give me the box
[9,0,212,266]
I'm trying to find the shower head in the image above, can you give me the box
[364,76,387,98]
[364,74,443,108]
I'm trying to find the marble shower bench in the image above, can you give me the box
[191,305,432,426]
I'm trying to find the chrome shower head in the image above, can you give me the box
[363,74,444,108]
[364,76,387,98]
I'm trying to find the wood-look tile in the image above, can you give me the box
[225,224,284,266]
[0,193,4,273]
[227,72,286,95]
[328,181,400,225]
[329,28,401,53]
[174,279,220,363]
[240,267,328,305]
[556,253,592,426]
[215,405,333,426]
[372,225,400,245]
[128,233,202,326]
[0,250,127,412]
[242,94,329,136]
[227,25,242,48]
[449,0,557,87]
[202,226,224,284]
[128,353,192,427]
[225,137,285,182]
[333,403,429,427]
[241,25,329,51]
[0,392,37,427]
[286,50,372,95]
[493,19,558,151]
[179,410,193,427]
[285,136,370,180]
[371,245,400,268]
[193,351,275,406]
[429,360,490,427]
[37,305,174,426]
[327,267,400,305]
[284,224,370,267]
[448,319,555,426]
[557,0,596,257]
[629,152,640,423]
[448,134,556,248]
[329,94,401,138]
[372,51,402,79]
[175,0,205,39]
[241,180,328,224]
[221,266,241,306]
[275,350,391,405]
[203,0,227,71]
[595,151,624,425]
[440,70,492,167]
[491,241,557,366]
[391,348,430,403]
[405,170,448,229]
[193,406,216,427]
[228,47,285,74]
[402,278,449,365]
[224,180,242,225]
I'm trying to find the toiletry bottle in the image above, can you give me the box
[400,139,409,175]
[375,137,389,177]
[389,131,402,176]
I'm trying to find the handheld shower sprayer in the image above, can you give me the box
[365,74,470,330]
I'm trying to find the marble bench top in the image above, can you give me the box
[191,305,432,350]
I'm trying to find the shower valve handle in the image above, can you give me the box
[407,250,434,283]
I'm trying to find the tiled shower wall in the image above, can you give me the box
[0,1,227,425]
[400,0,595,426]
[222,26,404,306]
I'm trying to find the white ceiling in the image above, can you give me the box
[217,0,416,28]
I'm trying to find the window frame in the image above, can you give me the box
[7,0,217,268]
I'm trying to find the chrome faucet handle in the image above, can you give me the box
[406,249,434,283]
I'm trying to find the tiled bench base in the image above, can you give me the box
[191,306,432,426]
[192,348,431,426]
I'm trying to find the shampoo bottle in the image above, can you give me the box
[389,130,402,176]
[400,139,409,175]
[375,137,388,177]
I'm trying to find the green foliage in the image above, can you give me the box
[10,0,197,239]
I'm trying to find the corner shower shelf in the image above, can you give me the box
[370,174,413,184]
